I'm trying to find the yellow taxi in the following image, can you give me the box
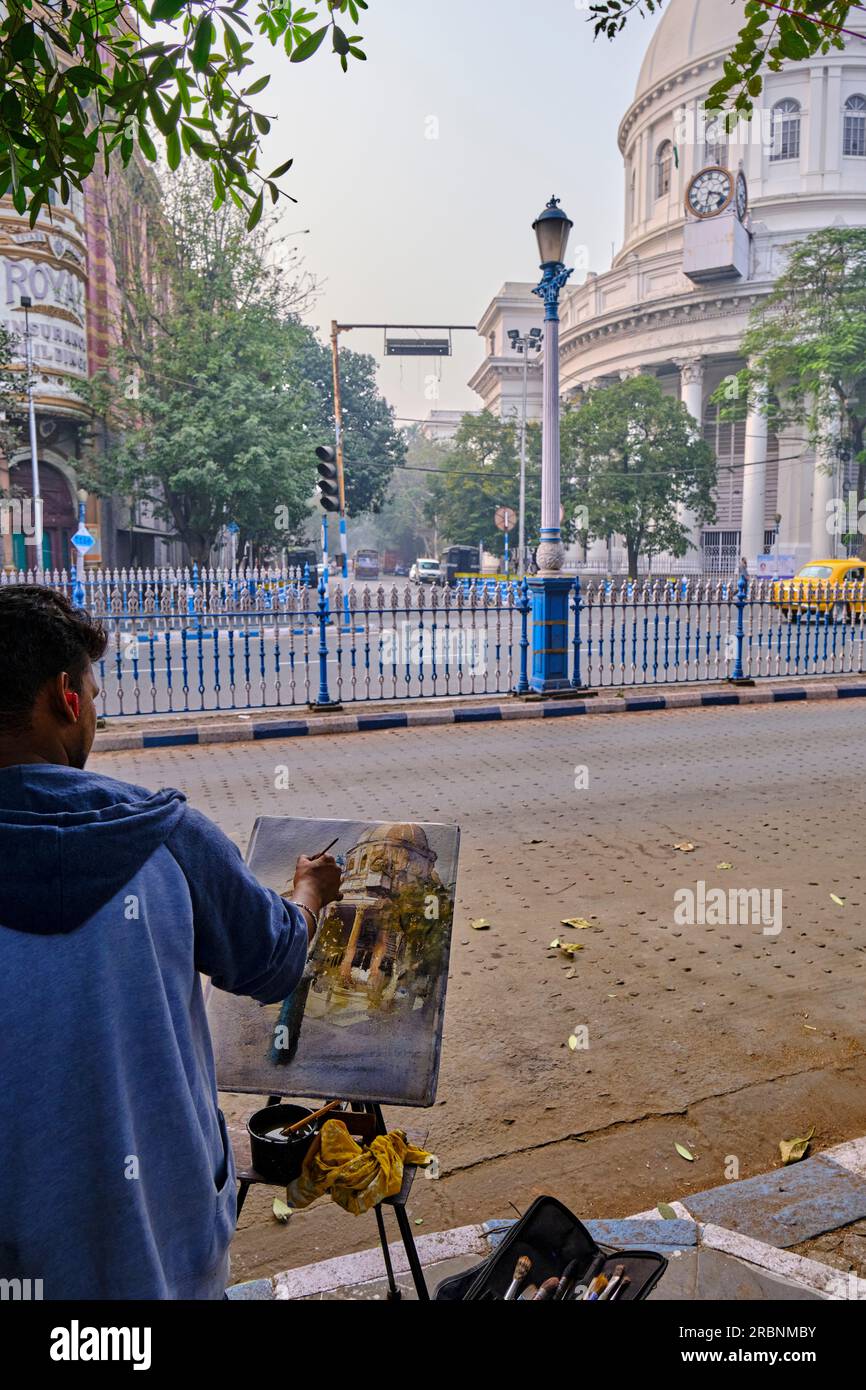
[772,558,866,621]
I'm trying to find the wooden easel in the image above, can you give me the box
[235,1097,430,1301]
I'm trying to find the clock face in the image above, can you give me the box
[686,166,734,219]
[735,170,748,221]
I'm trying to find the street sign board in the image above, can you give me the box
[71,528,95,553]
[495,506,516,532]
[754,553,796,578]
[385,338,450,356]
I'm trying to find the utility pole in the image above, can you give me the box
[507,327,542,577]
[20,296,42,561]
[329,320,349,584]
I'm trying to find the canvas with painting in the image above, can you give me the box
[206,817,460,1106]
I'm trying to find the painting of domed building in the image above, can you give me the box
[309,823,445,1013]
[206,817,460,1106]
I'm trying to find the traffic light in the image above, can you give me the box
[315,446,340,512]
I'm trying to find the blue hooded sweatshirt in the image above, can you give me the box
[0,763,308,1300]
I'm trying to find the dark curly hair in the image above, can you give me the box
[0,585,107,731]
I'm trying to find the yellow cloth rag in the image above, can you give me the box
[286,1118,433,1215]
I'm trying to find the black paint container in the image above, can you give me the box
[247,1103,319,1183]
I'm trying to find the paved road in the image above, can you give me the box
[93,699,866,1281]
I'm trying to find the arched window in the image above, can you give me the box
[844,94,866,157]
[770,99,801,162]
[703,106,727,166]
[655,140,673,198]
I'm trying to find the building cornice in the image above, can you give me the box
[559,285,772,362]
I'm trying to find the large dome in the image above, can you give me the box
[635,0,866,100]
[635,0,749,98]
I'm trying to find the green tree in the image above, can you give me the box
[426,411,538,560]
[82,166,327,564]
[565,375,716,578]
[361,427,443,562]
[428,410,588,562]
[590,3,858,120]
[84,165,403,563]
[716,227,866,556]
[0,1,370,225]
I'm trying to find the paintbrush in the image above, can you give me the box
[503,1255,532,1301]
[519,1283,538,1301]
[532,1277,561,1301]
[571,1252,606,1300]
[280,1098,341,1136]
[597,1264,624,1300]
[610,1276,631,1301]
[311,838,339,859]
[553,1258,581,1301]
[584,1274,609,1301]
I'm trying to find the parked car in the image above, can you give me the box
[771,558,866,621]
[353,549,380,579]
[409,557,443,583]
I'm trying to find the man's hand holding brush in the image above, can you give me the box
[284,842,343,942]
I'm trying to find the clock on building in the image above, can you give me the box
[685,166,734,219]
[735,169,748,222]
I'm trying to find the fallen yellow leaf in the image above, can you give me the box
[675,1142,695,1162]
[673,842,696,853]
[561,917,593,929]
[272,1197,292,1224]
[780,1127,814,1166]
[830,894,845,907]
[716,862,733,871]
[470,918,491,930]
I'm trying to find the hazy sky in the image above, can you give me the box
[249,0,663,421]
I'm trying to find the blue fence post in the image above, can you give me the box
[313,574,335,707]
[514,576,530,694]
[731,573,747,681]
[570,575,583,688]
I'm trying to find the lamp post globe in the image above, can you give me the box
[532,195,573,268]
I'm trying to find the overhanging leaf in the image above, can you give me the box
[290,26,328,63]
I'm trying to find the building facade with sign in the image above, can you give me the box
[0,161,182,573]
[469,0,866,574]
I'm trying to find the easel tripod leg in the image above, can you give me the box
[393,1202,430,1301]
[374,1203,402,1300]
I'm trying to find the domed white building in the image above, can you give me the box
[469,0,866,575]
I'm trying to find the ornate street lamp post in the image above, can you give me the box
[529,196,573,692]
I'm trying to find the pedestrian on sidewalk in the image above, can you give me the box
[0,585,341,1300]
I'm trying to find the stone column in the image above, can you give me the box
[811,437,839,561]
[675,358,705,562]
[340,905,365,987]
[740,386,769,566]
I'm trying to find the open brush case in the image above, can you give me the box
[435,1195,667,1302]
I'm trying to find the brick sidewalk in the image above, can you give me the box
[228,1136,866,1302]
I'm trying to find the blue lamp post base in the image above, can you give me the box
[528,574,573,693]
